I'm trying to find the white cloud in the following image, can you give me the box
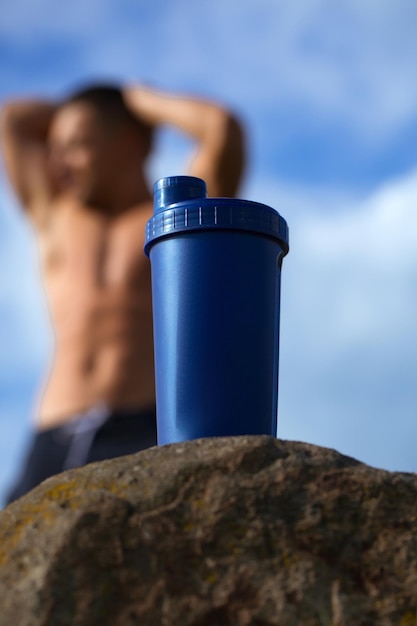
[273,168,417,471]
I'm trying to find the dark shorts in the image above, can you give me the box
[5,404,157,505]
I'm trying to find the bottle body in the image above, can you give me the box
[145,177,289,445]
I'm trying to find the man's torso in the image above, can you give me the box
[36,198,155,429]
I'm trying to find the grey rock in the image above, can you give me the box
[0,435,417,625]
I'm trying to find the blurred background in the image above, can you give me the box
[1,0,417,505]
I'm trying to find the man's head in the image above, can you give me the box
[48,84,153,207]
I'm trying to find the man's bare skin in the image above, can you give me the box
[37,196,155,427]
[1,85,245,430]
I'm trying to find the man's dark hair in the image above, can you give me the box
[62,83,153,155]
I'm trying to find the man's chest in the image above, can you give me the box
[38,208,151,290]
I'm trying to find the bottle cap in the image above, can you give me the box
[145,176,289,256]
[153,176,207,214]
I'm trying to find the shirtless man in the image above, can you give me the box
[0,84,245,502]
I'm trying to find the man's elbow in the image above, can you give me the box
[214,111,246,197]
[225,112,245,156]
[205,110,245,174]
[209,107,243,143]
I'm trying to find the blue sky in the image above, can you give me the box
[1,0,417,505]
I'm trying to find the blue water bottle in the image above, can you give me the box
[145,176,289,445]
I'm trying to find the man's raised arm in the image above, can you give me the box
[0,99,56,219]
[124,86,245,198]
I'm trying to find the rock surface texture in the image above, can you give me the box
[0,436,417,625]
